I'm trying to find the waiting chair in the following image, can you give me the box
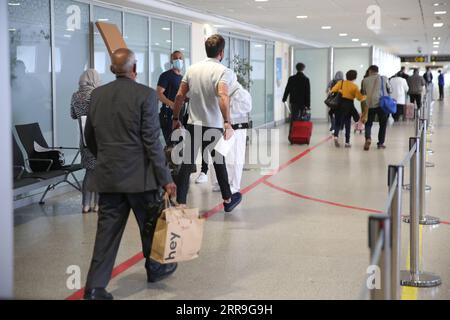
[15,123,83,204]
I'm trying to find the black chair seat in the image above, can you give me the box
[30,170,69,180]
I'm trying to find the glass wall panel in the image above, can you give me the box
[221,35,231,67]
[9,0,53,143]
[294,48,329,119]
[173,22,191,72]
[265,44,275,123]
[333,48,371,89]
[124,13,149,85]
[94,6,122,84]
[250,41,266,127]
[55,0,90,152]
[151,18,172,88]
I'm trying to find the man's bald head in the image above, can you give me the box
[110,48,136,79]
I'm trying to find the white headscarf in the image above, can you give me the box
[79,69,101,92]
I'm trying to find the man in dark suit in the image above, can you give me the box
[282,62,311,121]
[83,48,177,300]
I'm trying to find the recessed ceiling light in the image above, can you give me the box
[434,10,447,14]
[339,33,348,37]
[254,44,263,48]
[433,41,440,45]
[296,15,308,19]
[63,34,71,38]
[155,42,160,46]
[321,26,332,30]
[213,25,225,28]
[433,22,444,27]
[162,27,170,31]
[98,18,109,22]
[433,50,439,54]
[254,0,268,2]
[8,28,16,32]
[180,48,185,51]
[352,38,360,42]
[361,43,369,46]
[166,40,172,43]
[433,37,441,40]
[8,2,20,6]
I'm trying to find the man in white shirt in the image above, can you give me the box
[172,34,242,213]
[390,73,409,121]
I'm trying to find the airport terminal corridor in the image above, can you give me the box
[13,95,450,300]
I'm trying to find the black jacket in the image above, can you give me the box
[85,77,172,193]
[283,72,311,107]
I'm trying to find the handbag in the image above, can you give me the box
[379,77,397,115]
[30,150,65,172]
[324,80,343,110]
[151,194,204,264]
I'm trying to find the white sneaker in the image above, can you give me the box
[195,172,208,184]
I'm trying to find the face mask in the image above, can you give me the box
[173,59,184,71]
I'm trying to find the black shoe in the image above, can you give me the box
[83,288,113,300]
[223,192,242,213]
[146,259,178,283]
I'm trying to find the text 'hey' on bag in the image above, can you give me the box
[151,194,205,264]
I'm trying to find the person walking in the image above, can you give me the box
[330,70,365,148]
[326,71,344,132]
[157,50,185,145]
[438,70,445,101]
[397,66,410,80]
[361,65,392,151]
[172,34,242,213]
[83,48,177,300]
[407,68,426,110]
[282,63,311,125]
[70,69,101,214]
[390,73,409,121]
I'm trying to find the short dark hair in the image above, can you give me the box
[296,63,306,72]
[205,34,225,58]
[346,70,358,81]
[368,65,379,73]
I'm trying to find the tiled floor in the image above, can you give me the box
[14,97,450,300]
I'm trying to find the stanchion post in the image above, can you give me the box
[368,215,391,300]
[388,165,403,300]
[400,137,442,288]
[418,119,440,225]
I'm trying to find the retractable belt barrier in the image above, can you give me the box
[360,88,442,300]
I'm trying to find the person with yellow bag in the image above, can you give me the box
[330,70,367,148]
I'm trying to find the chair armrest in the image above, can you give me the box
[27,158,54,172]
[13,165,25,180]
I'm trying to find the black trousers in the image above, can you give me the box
[85,191,161,289]
[393,104,405,121]
[365,107,388,145]
[159,107,173,146]
[410,94,422,109]
[439,85,444,100]
[176,124,232,204]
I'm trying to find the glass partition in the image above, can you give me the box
[333,48,371,89]
[173,22,191,72]
[265,44,275,123]
[9,0,53,143]
[151,18,172,88]
[294,48,330,120]
[250,41,266,127]
[124,12,149,85]
[54,0,90,151]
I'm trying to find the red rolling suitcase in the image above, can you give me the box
[289,121,313,145]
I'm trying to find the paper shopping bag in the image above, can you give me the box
[151,199,205,264]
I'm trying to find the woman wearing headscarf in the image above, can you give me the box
[326,71,344,132]
[71,69,101,214]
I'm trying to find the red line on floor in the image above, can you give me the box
[263,180,383,214]
[263,180,450,226]
[66,135,333,300]
[66,252,144,300]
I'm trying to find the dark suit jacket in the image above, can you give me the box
[282,72,311,107]
[84,77,172,193]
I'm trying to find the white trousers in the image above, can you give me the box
[213,129,247,194]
